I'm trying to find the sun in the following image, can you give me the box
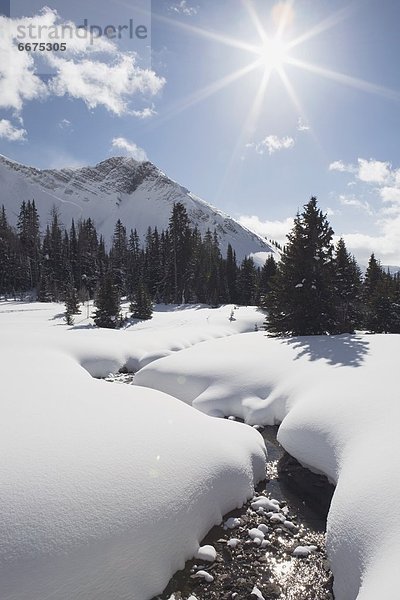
[153,0,399,154]
[258,37,289,72]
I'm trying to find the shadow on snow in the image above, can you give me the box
[280,334,369,368]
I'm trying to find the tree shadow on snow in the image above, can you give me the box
[281,334,370,367]
[49,312,65,320]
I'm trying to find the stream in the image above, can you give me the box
[103,374,335,600]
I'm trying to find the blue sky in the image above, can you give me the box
[1,0,400,264]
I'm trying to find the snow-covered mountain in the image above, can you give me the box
[0,154,273,260]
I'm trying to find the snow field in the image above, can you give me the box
[134,330,400,600]
[0,302,267,600]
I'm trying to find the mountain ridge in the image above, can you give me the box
[0,154,274,261]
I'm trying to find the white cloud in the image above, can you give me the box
[329,156,400,263]
[248,135,295,156]
[0,119,27,141]
[338,194,373,215]
[238,215,294,247]
[58,118,72,130]
[343,216,400,265]
[325,207,336,216]
[297,117,309,131]
[328,160,355,173]
[49,54,164,116]
[380,187,400,203]
[329,158,392,184]
[0,9,165,116]
[111,137,148,162]
[357,158,391,184]
[170,1,198,16]
[131,106,157,119]
[0,16,48,111]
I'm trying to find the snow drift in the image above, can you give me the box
[135,331,400,600]
[0,302,266,600]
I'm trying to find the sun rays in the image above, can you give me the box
[151,0,400,121]
[135,0,400,182]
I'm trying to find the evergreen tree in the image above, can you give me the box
[0,206,12,295]
[259,254,277,309]
[93,270,121,329]
[39,208,65,301]
[64,284,81,325]
[237,256,258,305]
[17,200,41,290]
[265,197,336,335]
[130,283,153,320]
[168,202,193,303]
[362,256,400,333]
[226,243,238,303]
[143,226,164,300]
[69,219,79,288]
[363,254,385,331]
[110,219,128,295]
[197,229,222,305]
[77,218,99,298]
[333,238,363,333]
[127,228,142,298]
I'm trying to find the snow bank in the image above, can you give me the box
[0,302,266,600]
[134,331,400,600]
[67,303,265,376]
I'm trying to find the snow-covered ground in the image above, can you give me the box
[0,301,266,600]
[135,330,400,600]
[2,300,399,600]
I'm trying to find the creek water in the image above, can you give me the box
[103,375,335,600]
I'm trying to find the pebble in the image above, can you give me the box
[251,497,280,512]
[224,517,241,529]
[248,528,265,541]
[292,544,318,557]
[283,520,297,531]
[191,569,214,582]
[251,585,265,599]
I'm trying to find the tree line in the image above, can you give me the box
[0,200,276,325]
[262,197,400,335]
[1,196,399,333]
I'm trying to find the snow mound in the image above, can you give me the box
[134,331,400,600]
[0,302,266,600]
[195,545,217,562]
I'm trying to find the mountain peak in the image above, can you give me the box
[0,155,274,260]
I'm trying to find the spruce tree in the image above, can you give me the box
[259,254,277,310]
[265,197,335,335]
[0,205,12,295]
[127,228,143,298]
[110,219,128,295]
[363,257,400,333]
[130,283,153,320]
[93,271,121,329]
[333,238,363,333]
[17,200,41,290]
[226,243,238,303]
[77,218,99,298]
[237,256,258,305]
[64,284,81,325]
[168,202,193,303]
[363,254,385,331]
